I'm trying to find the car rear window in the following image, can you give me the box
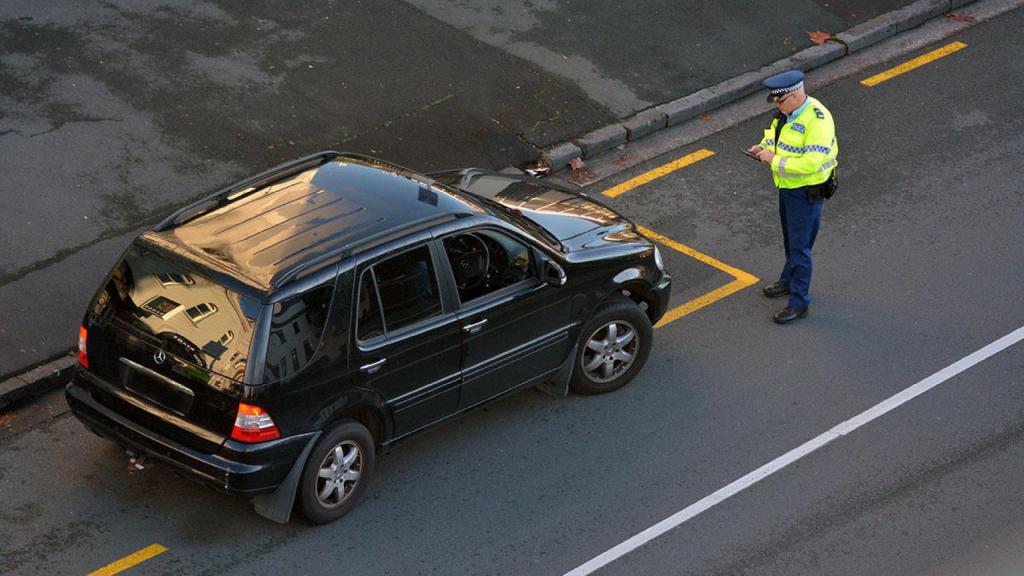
[263,281,335,383]
[94,245,261,381]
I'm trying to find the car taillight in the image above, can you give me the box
[78,326,89,369]
[231,403,281,443]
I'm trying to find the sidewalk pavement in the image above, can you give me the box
[0,0,990,410]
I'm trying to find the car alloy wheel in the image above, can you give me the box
[581,320,639,384]
[315,440,362,509]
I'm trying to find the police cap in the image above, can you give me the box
[764,70,805,102]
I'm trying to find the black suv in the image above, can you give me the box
[66,152,671,524]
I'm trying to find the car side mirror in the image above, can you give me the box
[543,258,567,287]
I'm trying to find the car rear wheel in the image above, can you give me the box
[299,420,375,525]
[570,295,653,395]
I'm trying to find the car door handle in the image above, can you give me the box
[360,358,386,374]
[463,319,488,334]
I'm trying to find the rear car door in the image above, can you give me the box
[349,241,462,439]
[439,227,572,408]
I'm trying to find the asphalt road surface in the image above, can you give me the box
[2,6,1023,576]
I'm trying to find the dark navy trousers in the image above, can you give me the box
[778,187,823,309]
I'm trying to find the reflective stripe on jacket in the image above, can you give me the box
[758,96,838,189]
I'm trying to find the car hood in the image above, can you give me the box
[437,169,629,242]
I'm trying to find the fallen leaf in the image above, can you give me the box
[569,169,593,183]
[614,154,631,165]
[0,412,15,427]
[945,12,976,23]
[699,113,711,121]
[569,157,586,171]
[782,36,793,46]
[807,30,831,45]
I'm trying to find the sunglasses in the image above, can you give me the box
[772,92,795,106]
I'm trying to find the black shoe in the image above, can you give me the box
[773,306,808,324]
[762,282,790,298]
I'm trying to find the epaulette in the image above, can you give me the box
[813,107,825,119]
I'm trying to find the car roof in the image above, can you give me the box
[145,153,484,294]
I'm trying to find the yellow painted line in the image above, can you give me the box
[88,544,168,576]
[654,276,756,329]
[636,226,758,329]
[602,149,715,198]
[860,41,968,87]
[638,226,757,284]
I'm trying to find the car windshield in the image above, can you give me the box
[458,189,565,252]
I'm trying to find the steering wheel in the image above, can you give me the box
[449,234,490,290]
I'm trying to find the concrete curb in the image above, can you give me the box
[540,0,977,172]
[0,352,75,413]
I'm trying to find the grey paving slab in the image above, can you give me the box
[836,14,900,52]
[623,108,668,142]
[706,68,781,107]
[575,124,627,158]
[0,377,30,408]
[658,91,709,126]
[542,141,584,172]
[894,0,955,31]
[790,42,848,70]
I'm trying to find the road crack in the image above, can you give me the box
[337,93,454,145]
[490,87,565,152]
[0,116,124,139]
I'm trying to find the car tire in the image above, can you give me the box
[570,295,653,395]
[298,420,375,525]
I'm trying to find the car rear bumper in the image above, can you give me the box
[66,373,315,497]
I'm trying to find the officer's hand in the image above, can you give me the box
[755,149,774,164]
[747,145,763,154]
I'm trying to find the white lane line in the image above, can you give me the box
[564,324,1024,576]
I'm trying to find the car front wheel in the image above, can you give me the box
[298,420,375,525]
[570,295,653,395]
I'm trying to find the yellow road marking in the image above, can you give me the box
[637,226,758,329]
[860,41,968,87]
[88,544,168,576]
[639,226,756,283]
[602,149,715,198]
[655,277,756,328]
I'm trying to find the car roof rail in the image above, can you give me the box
[154,151,344,231]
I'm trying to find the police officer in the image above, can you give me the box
[747,70,838,324]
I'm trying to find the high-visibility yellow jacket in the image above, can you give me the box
[759,96,838,189]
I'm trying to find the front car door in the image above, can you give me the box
[349,239,462,439]
[438,225,572,408]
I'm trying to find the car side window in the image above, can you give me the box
[358,245,442,338]
[263,280,335,383]
[443,229,535,304]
